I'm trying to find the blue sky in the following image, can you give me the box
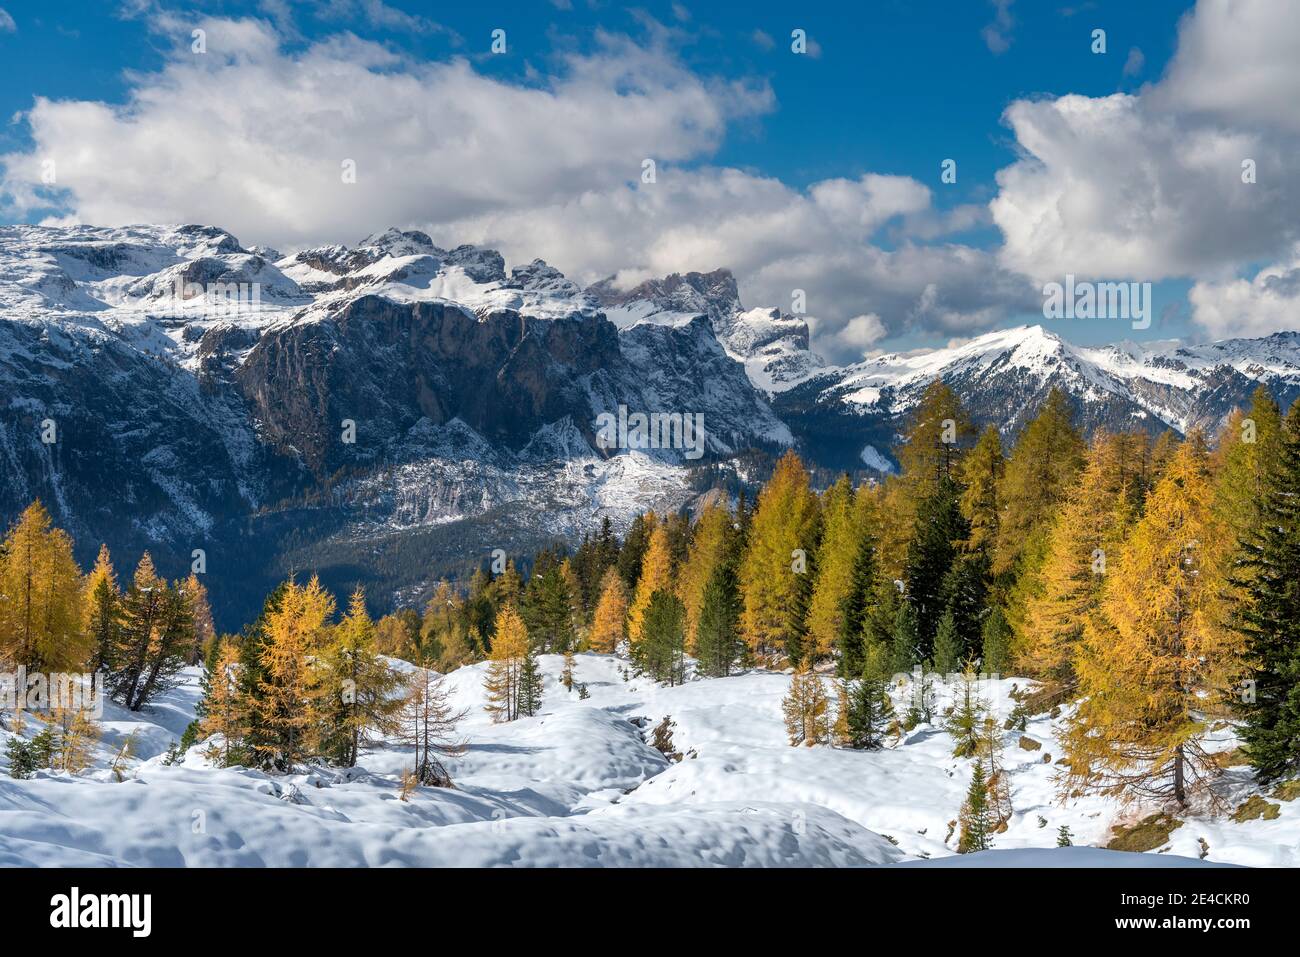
[1,0,1295,356]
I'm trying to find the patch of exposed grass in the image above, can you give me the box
[1213,747,1251,769]
[1271,779,1300,802]
[1105,813,1182,852]
[1232,795,1281,823]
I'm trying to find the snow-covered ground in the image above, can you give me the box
[0,655,1286,867]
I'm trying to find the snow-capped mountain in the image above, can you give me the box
[2,222,1298,624]
[773,324,1300,471]
[0,224,791,625]
[587,268,825,392]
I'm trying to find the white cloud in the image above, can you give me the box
[316,0,452,37]
[1189,248,1300,340]
[982,0,1014,55]
[990,0,1300,342]
[1153,0,1300,134]
[0,14,1028,359]
[1,17,770,249]
[1122,46,1144,78]
[0,7,16,32]
[821,313,887,353]
[442,167,1035,359]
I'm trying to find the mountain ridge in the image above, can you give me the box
[3,221,1298,624]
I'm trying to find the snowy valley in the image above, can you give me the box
[0,655,1285,867]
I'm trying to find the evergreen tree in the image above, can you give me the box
[1233,401,1300,782]
[845,644,894,750]
[1056,825,1073,847]
[617,512,656,591]
[636,589,687,685]
[960,425,1004,554]
[662,511,694,576]
[518,642,544,717]
[559,558,587,644]
[903,476,968,660]
[110,555,192,711]
[130,580,195,710]
[896,381,975,495]
[676,501,734,654]
[6,737,37,779]
[876,382,975,581]
[980,605,1012,675]
[561,650,575,692]
[320,588,403,767]
[83,544,121,675]
[931,609,961,674]
[233,584,286,763]
[836,521,878,677]
[940,549,990,662]
[695,563,742,678]
[522,550,577,653]
[889,591,920,674]
[946,669,987,758]
[464,566,496,655]
[957,763,993,853]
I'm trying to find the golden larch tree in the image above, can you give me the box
[739,451,820,664]
[781,664,830,747]
[200,640,247,766]
[805,478,874,660]
[254,575,335,770]
[675,501,733,654]
[1063,434,1244,808]
[588,567,628,654]
[0,501,85,672]
[627,522,673,647]
[484,604,529,722]
[1019,430,1146,685]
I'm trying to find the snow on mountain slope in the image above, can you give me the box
[0,655,1285,867]
[808,323,1300,433]
[588,268,825,393]
[5,221,1300,624]
[0,225,794,625]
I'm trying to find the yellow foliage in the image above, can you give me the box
[1063,434,1245,808]
[627,523,673,646]
[484,604,529,722]
[588,567,628,654]
[675,502,733,654]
